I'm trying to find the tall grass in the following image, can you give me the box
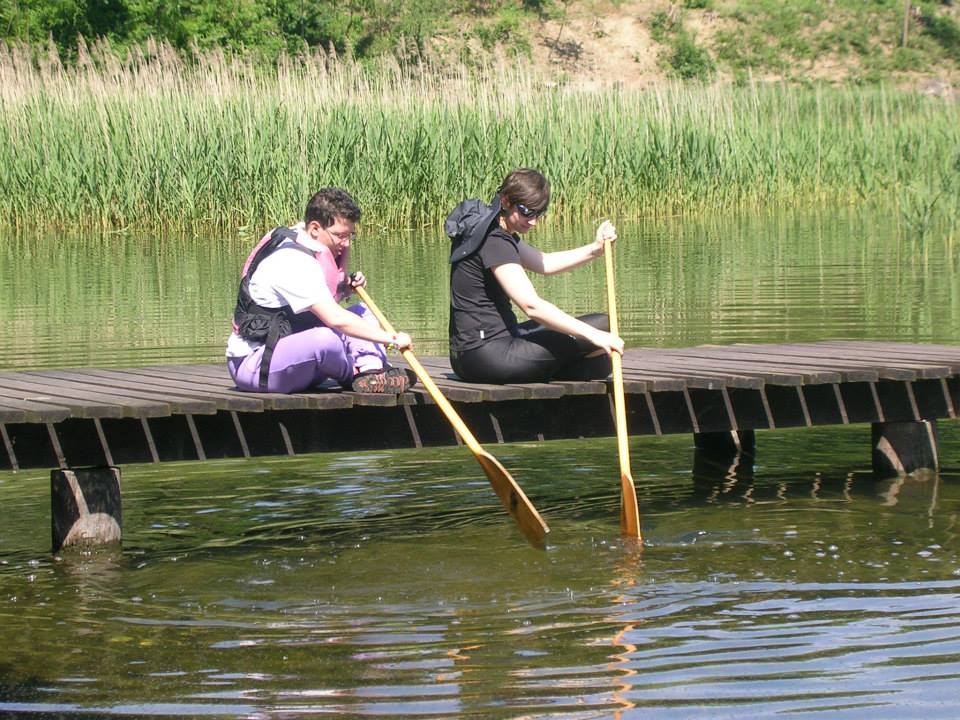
[1,39,958,233]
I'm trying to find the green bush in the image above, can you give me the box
[649,10,679,43]
[0,0,541,63]
[921,12,960,60]
[666,34,716,80]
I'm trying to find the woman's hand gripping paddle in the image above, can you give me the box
[602,235,642,540]
[354,286,550,549]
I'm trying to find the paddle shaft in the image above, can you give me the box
[603,239,642,539]
[354,285,549,547]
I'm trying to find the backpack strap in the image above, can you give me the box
[258,315,286,391]
[235,226,316,391]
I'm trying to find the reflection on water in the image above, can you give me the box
[3,205,958,370]
[1,427,959,717]
[2,205,959,717]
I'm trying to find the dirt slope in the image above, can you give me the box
[521,1,958,92]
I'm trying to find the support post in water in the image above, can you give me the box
[693,430,756,483]
[871,421,939,478]
[694,430,756,460]
[51,466,122,553]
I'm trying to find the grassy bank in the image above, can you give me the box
[1,42,958,234]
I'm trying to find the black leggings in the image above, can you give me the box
[450,313,611,384]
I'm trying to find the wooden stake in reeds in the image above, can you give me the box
[902,0,911,47]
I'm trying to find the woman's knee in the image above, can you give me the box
[578,312,609,332]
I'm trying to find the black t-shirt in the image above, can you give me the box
[449,227,529,352]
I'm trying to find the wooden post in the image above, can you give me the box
[50,466,122,553]
[692,430,756,485]
[694,429,756,459]
[871,421,938,478]
[902,0,911,47]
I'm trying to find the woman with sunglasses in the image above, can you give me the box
[445,168,624,384]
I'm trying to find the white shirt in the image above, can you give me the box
[226,227,334,358]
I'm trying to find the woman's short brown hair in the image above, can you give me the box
[499,168,550,214]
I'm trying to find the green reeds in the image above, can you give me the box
[1,40,958,233]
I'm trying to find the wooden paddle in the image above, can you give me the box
[602,236,642,539]
[354,285,550,548]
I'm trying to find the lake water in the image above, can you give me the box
[1,206,959,718]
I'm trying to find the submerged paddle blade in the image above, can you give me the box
[620,471,641,537]
[611,353,642,539]
[476,451,549,549]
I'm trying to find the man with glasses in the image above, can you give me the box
[445,168,623,384]
[227,187,413,393]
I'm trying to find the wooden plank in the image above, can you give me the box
[502,382,567,399]
[811,341,960,373]
[0,375,156,419]
[765,342,953,378]
[340,390,400,407]
[417,357,602,399]
[1,371,199,416]
[548,379,607,396]
[145,363,232,380]
[0,404,27,424]
[704,344,895,382]
[149,363,429,408]
[613,368,685,392]
[415,358,528,401]
[135,364,321,409]
[656,347,842,384]
[0,391,71,423]
[164,363,410,406]
[642,354,804,386]
[816,340,960,357]
[622,354,763,389]
[616,376,651,394]
[723,343,924,381]
[26,368,265,412]
[104,366,251,391]
[648,346,858,380]
[392,360,486,402]
[53,367,352,411]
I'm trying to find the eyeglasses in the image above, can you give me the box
[516,203,545,219]
[327,228,355,242]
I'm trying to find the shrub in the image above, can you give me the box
[920,12,960,60]
[666,34,715,80]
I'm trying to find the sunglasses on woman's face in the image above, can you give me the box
[516,203,544,219]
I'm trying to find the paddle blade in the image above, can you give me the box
[476,450,549,549]
[620,470,641,539]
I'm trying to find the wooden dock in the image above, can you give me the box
[1,341,958,474]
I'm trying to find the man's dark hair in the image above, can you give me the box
[498,168,550,214]
[304,188,362,228]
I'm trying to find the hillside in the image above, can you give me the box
[480,1,960,92]
[2,0,958,93]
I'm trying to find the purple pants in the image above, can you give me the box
[228,303,387,393]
